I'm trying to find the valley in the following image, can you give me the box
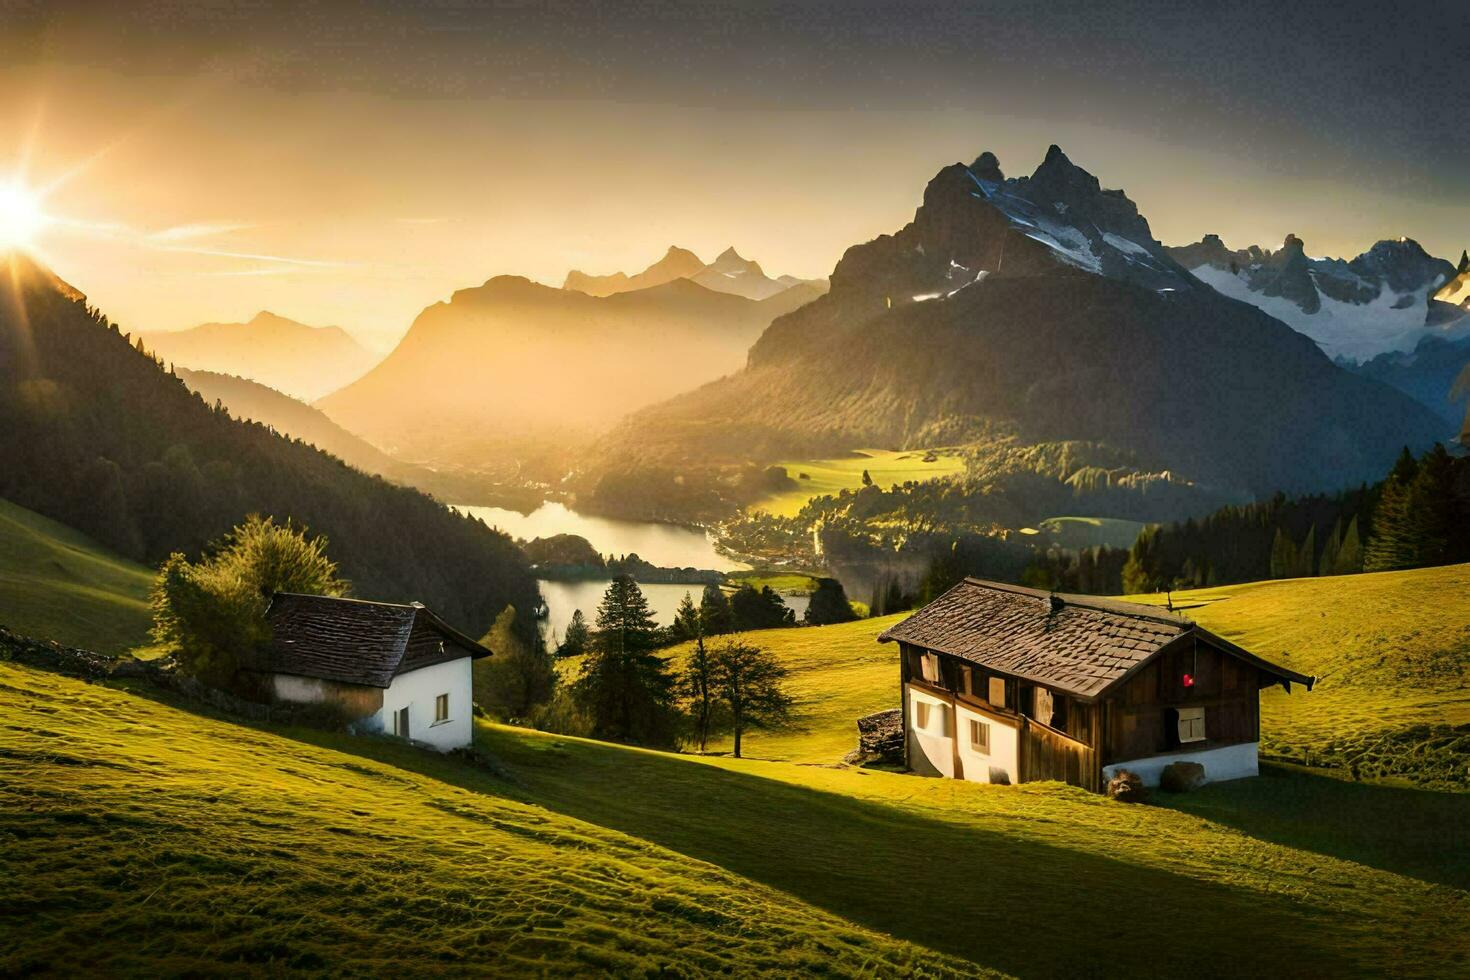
[5,16,1469,973]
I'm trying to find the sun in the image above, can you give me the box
[0,180,49,250]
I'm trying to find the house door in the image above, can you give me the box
[393,706,410,737]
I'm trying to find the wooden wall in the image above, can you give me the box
[1103,638,1261,765]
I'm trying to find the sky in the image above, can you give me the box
[2,0,1466,349]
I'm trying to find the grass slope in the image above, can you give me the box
[671,564,1470,788]
[0,498,153,653]
[749,448,965,517]
[1127,566,1470,788]
[4,663,1466,976]
[0,664,968,976]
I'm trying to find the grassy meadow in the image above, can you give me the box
[4,661,1467,976]
[0,498,154,653]
[748,448,966,517]
[671,563,1470,789]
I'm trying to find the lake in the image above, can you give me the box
[456,502,809,642]
[459,500,743,571]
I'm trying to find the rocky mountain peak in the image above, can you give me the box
[969,151,1004,183]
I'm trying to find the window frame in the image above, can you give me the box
[392,705,410,737]
[987,676,1007,708]
[969,718,991,755]
[433,693,450,725]
[1176,705,1206,744]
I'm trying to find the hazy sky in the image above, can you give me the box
[2,1,1466,348]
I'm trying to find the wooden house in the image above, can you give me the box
[258,593,492,751]
[878,579,1314,791]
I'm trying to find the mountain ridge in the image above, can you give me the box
[140,310,380,401]
[581,147,1445,519]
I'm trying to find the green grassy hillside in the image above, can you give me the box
[1127,566,1470,787]
[671,564,1470,787]
[0,663,968,976]
[0,498,153,653]
[4,662,1466,976]
[748,448,965,517]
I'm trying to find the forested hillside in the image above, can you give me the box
[0,257,537,637]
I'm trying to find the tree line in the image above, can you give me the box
[1121,444,1470,592]
[0,279,538,638]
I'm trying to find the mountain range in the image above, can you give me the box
[580,146,1445,519]
[0,255,537,636]
[565,246,825,301]
[1166,234,1469,362]
[140,311,380,401]
[317,273,826,477]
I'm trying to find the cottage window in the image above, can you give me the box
[915,700,949,736]
[1176,706,1206,743]
[987,676,1006,708]
[434,693,450,723]
[915,701,932,731]
[969,719,990,755]
[920,653,941,685]
[392,705,410,737]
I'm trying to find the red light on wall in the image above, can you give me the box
[1182,673,1195,688]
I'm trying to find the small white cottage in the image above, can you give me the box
[260,592,492,751]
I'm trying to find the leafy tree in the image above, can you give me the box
[573,575,679,747]
[804,577,858,625]
[476,605,557,721]
[151,515,347,689]
[673,592,717,752]
[711,641,793,758]
[557,608,590,657]
[699,582,736,635]
[730,584,794,630]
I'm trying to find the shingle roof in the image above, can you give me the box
[878,578,1311,700]
[265,593,491,688]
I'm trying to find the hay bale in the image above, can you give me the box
[1106,768,1147,802]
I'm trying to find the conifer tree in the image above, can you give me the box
[699,582,736,635]
[1336,516,1363,574]
[573,575,679,746]
[556,608,589,657]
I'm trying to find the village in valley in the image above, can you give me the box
[4,3,1470,977]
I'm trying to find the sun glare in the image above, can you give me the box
[0,180,48,249]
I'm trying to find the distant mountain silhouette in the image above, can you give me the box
[582,146,1445,518]
[318,274,824,473]
[0,254,537,636]
[176,368,407,478]
[1167,234,1469,361]
[141,311,379,401]
[565,245,825,301]
[1349,334,1470,431]
[564,246,705,296]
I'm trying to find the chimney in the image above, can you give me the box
[1048,593,1064,614]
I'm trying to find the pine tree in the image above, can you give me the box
[1336,515,1364,574]
[1297,525,1316,578]
[1365,473,1418,571]
[1269,527,1296,579]
[1318,519,1341,577]
[699,582,736,635]
[803,577,858,625]
[556,608,589,657]
[573,575,679,746]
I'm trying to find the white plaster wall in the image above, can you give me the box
[905,685,955,778]
[375,657,475,751]
[954,702,1019,785]
[272,674,326,704]
[1103,741,1259,787]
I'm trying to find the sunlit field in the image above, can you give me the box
[4,661,1466,977]
[0,498,153,654]
[671,563,1470,789]
[747,448,967,517]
